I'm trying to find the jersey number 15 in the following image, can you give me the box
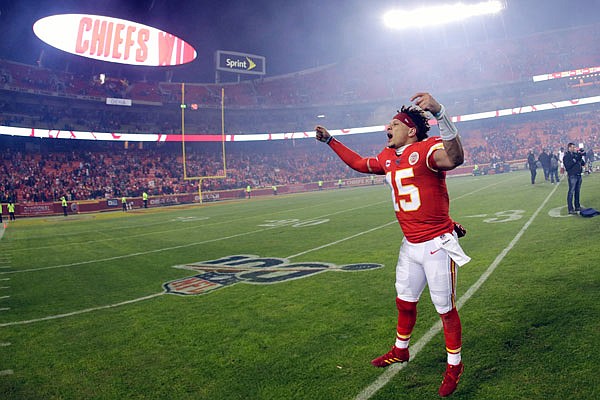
[387,169,421,212]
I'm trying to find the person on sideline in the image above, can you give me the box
[527,150,537,184]
[538,149,550,181]
[315,92,470,397]
[558,147,565,175]
[7,202,15,220]
[563,142,585,215]
[549,151,560,184]
[61,195,68,216]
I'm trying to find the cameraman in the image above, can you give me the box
[563,142,586,215]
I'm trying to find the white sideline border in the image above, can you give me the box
[354,181,560,400]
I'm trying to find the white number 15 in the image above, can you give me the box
[386,169,421,212]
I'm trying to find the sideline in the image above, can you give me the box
[6,185,382,246]
[354,181,560,400]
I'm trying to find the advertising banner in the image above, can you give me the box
[216,50,266,75]
[33,14,197,66]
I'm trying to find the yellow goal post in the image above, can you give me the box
[180,84,227,204]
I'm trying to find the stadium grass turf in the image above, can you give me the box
[0,170,599,399]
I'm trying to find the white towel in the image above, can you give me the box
[433,232,471,267]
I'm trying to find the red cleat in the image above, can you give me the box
[370,346,409,368]
[438,362,464,397]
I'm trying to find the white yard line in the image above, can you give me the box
[287,221,398,259]
[354,181,559,400]
[0,200,387,275]
[8,195,375,251]
[0,292,165,327]
[1,227,284,275]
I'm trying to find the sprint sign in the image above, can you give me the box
[33,14,197,66]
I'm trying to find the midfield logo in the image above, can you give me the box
[163,254,383,296]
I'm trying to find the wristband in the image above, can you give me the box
[325,136,333,145]
[435,104,458,141]
[433,104,445,119]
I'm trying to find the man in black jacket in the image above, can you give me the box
[563,142,585,215]
[538,149,551,181]
[527,150,537,184]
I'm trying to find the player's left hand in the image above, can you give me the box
[410,92,442,115]
[453,222,467,238]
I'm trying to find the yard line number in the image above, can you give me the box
[465,210,525,223]
[258,219,329,228]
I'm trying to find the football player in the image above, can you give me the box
[316,92,470,397]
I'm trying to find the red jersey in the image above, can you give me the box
[328,136,454,243]
[375,137,453,243]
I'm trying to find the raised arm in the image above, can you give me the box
[411,92,464,170]
[315,125,385,175]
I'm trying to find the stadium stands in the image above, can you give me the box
[1,23,599,203]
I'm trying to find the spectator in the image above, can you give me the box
[527,150,537,184]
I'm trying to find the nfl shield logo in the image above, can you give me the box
[163,271,241,295]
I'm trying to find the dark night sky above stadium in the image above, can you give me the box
[0,0,598,83]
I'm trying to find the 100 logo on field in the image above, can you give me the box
[163,254,383,296]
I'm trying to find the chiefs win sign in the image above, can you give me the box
[33,14,197,66]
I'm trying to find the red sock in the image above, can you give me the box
[395,298,418,346]
[440,307,462,356]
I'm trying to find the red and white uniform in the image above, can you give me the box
[327,136,470,314]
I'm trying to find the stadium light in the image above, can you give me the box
[383,1,505,30]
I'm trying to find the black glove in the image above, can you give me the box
[453,222,467,238]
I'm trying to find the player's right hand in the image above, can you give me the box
[315,125,331,143]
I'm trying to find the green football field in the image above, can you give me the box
[0,170,599,399]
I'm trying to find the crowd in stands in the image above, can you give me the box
[0,137,360,203]
[1,108,598,204]
[464,110,600,165]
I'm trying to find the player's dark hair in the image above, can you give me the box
[401,105,430,141]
